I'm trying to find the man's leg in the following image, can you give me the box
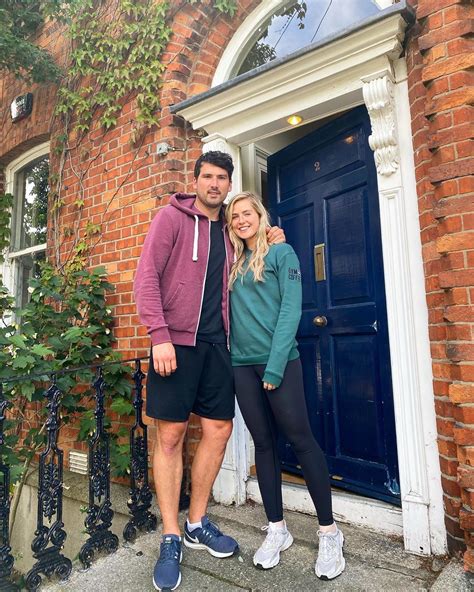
[188,417,232,522]
[183,344,237,557]
[154,419,188,535]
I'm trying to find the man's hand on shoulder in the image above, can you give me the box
[266,225,286,244]
[152,342,177,377]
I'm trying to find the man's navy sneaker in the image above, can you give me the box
[183,516,238,558]
[153,534,182,591]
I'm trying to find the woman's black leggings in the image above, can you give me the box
[234,358,333,525]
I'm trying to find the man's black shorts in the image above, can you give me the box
[146,341,235,422]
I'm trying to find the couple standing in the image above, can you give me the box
[134,151,345,591]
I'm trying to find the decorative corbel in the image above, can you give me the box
[362,75,400,176]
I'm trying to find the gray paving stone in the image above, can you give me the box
[429,558,473,592]
[42,503,469,592]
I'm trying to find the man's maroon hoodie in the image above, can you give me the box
[134,193,234,347]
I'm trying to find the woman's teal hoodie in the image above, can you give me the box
[230,243,302,387]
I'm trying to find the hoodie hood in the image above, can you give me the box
[170,192,227,218]
[170,192,227,262]
[169,193,206,261]
[170,193,208,217]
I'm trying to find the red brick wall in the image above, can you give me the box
[2,0,473,569]
[406,0,474,571]
[0,0,260,493]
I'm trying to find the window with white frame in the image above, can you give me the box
[4,143,49,310]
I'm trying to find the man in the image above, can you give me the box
[134,151,283,591]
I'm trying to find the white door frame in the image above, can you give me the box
[174,7,446,556]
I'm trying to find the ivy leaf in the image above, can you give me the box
[8,334,28,349]
[63,326,83,341]
[12,355,35,369]
[110,397,133,416]
[111,442,131,476]
[48,336,66,349]
[110,380,132,397]
[19,382,35,400]
[31,344,54,357]
[78,412,96,440]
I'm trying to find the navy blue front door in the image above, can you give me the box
[268,106,400,503]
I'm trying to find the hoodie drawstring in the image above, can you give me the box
[192,215,199,261]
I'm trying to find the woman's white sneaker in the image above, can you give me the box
[253,523,294,569]
[315,527,345,580]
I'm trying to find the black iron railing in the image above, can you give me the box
[0,390,18,592]
[0,356,185,591]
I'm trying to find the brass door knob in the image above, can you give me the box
[313,315,328,327]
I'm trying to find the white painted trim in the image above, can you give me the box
[5,142,50,189]
[2,141,50,300]
[361,69,445,555]
[392,59,446,556]
[8,243,47,259]
[247,479,404,537]
[189,11,448,556]
[179,15,405,145]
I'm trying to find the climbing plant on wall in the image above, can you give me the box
[44,0,237,267]
[1,0,238,270]
[1,0,238,524]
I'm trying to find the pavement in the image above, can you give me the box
[44,502,472,592]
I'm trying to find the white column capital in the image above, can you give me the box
[362,74,400,177]
[202,134,231,154]
[201,134,241,199]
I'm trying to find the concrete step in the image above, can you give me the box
[42,502,470,592]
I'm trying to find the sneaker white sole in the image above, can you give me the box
[183,537,236,558]
[153,571,182,591]
[254,532,294,570]
[315,556,346,580]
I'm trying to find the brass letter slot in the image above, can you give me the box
[314,243,326,281]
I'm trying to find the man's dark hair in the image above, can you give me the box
[194,151,234,180]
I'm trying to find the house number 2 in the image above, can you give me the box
[314,161,321,172]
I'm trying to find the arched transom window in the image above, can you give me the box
[234,0,382,78]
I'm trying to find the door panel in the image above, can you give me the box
[326,189,372,304]
[269,106,400,503]
[332,333,382,462]
[280,204,316,307]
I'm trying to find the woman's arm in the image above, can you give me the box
[263,247,302,388]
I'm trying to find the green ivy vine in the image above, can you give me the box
[55,0,237,133]
[56,0,170,131]
[50,0,237,269]
[1,0,238,534]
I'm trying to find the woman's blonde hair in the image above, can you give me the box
[226,192,271,288]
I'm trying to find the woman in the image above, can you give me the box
[226,192,345,580]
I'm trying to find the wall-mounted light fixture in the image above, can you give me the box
[156,142,186,156]
[287,114,303,126]
[11,93,33,122]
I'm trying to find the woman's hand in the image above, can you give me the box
[263,382,277,391]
